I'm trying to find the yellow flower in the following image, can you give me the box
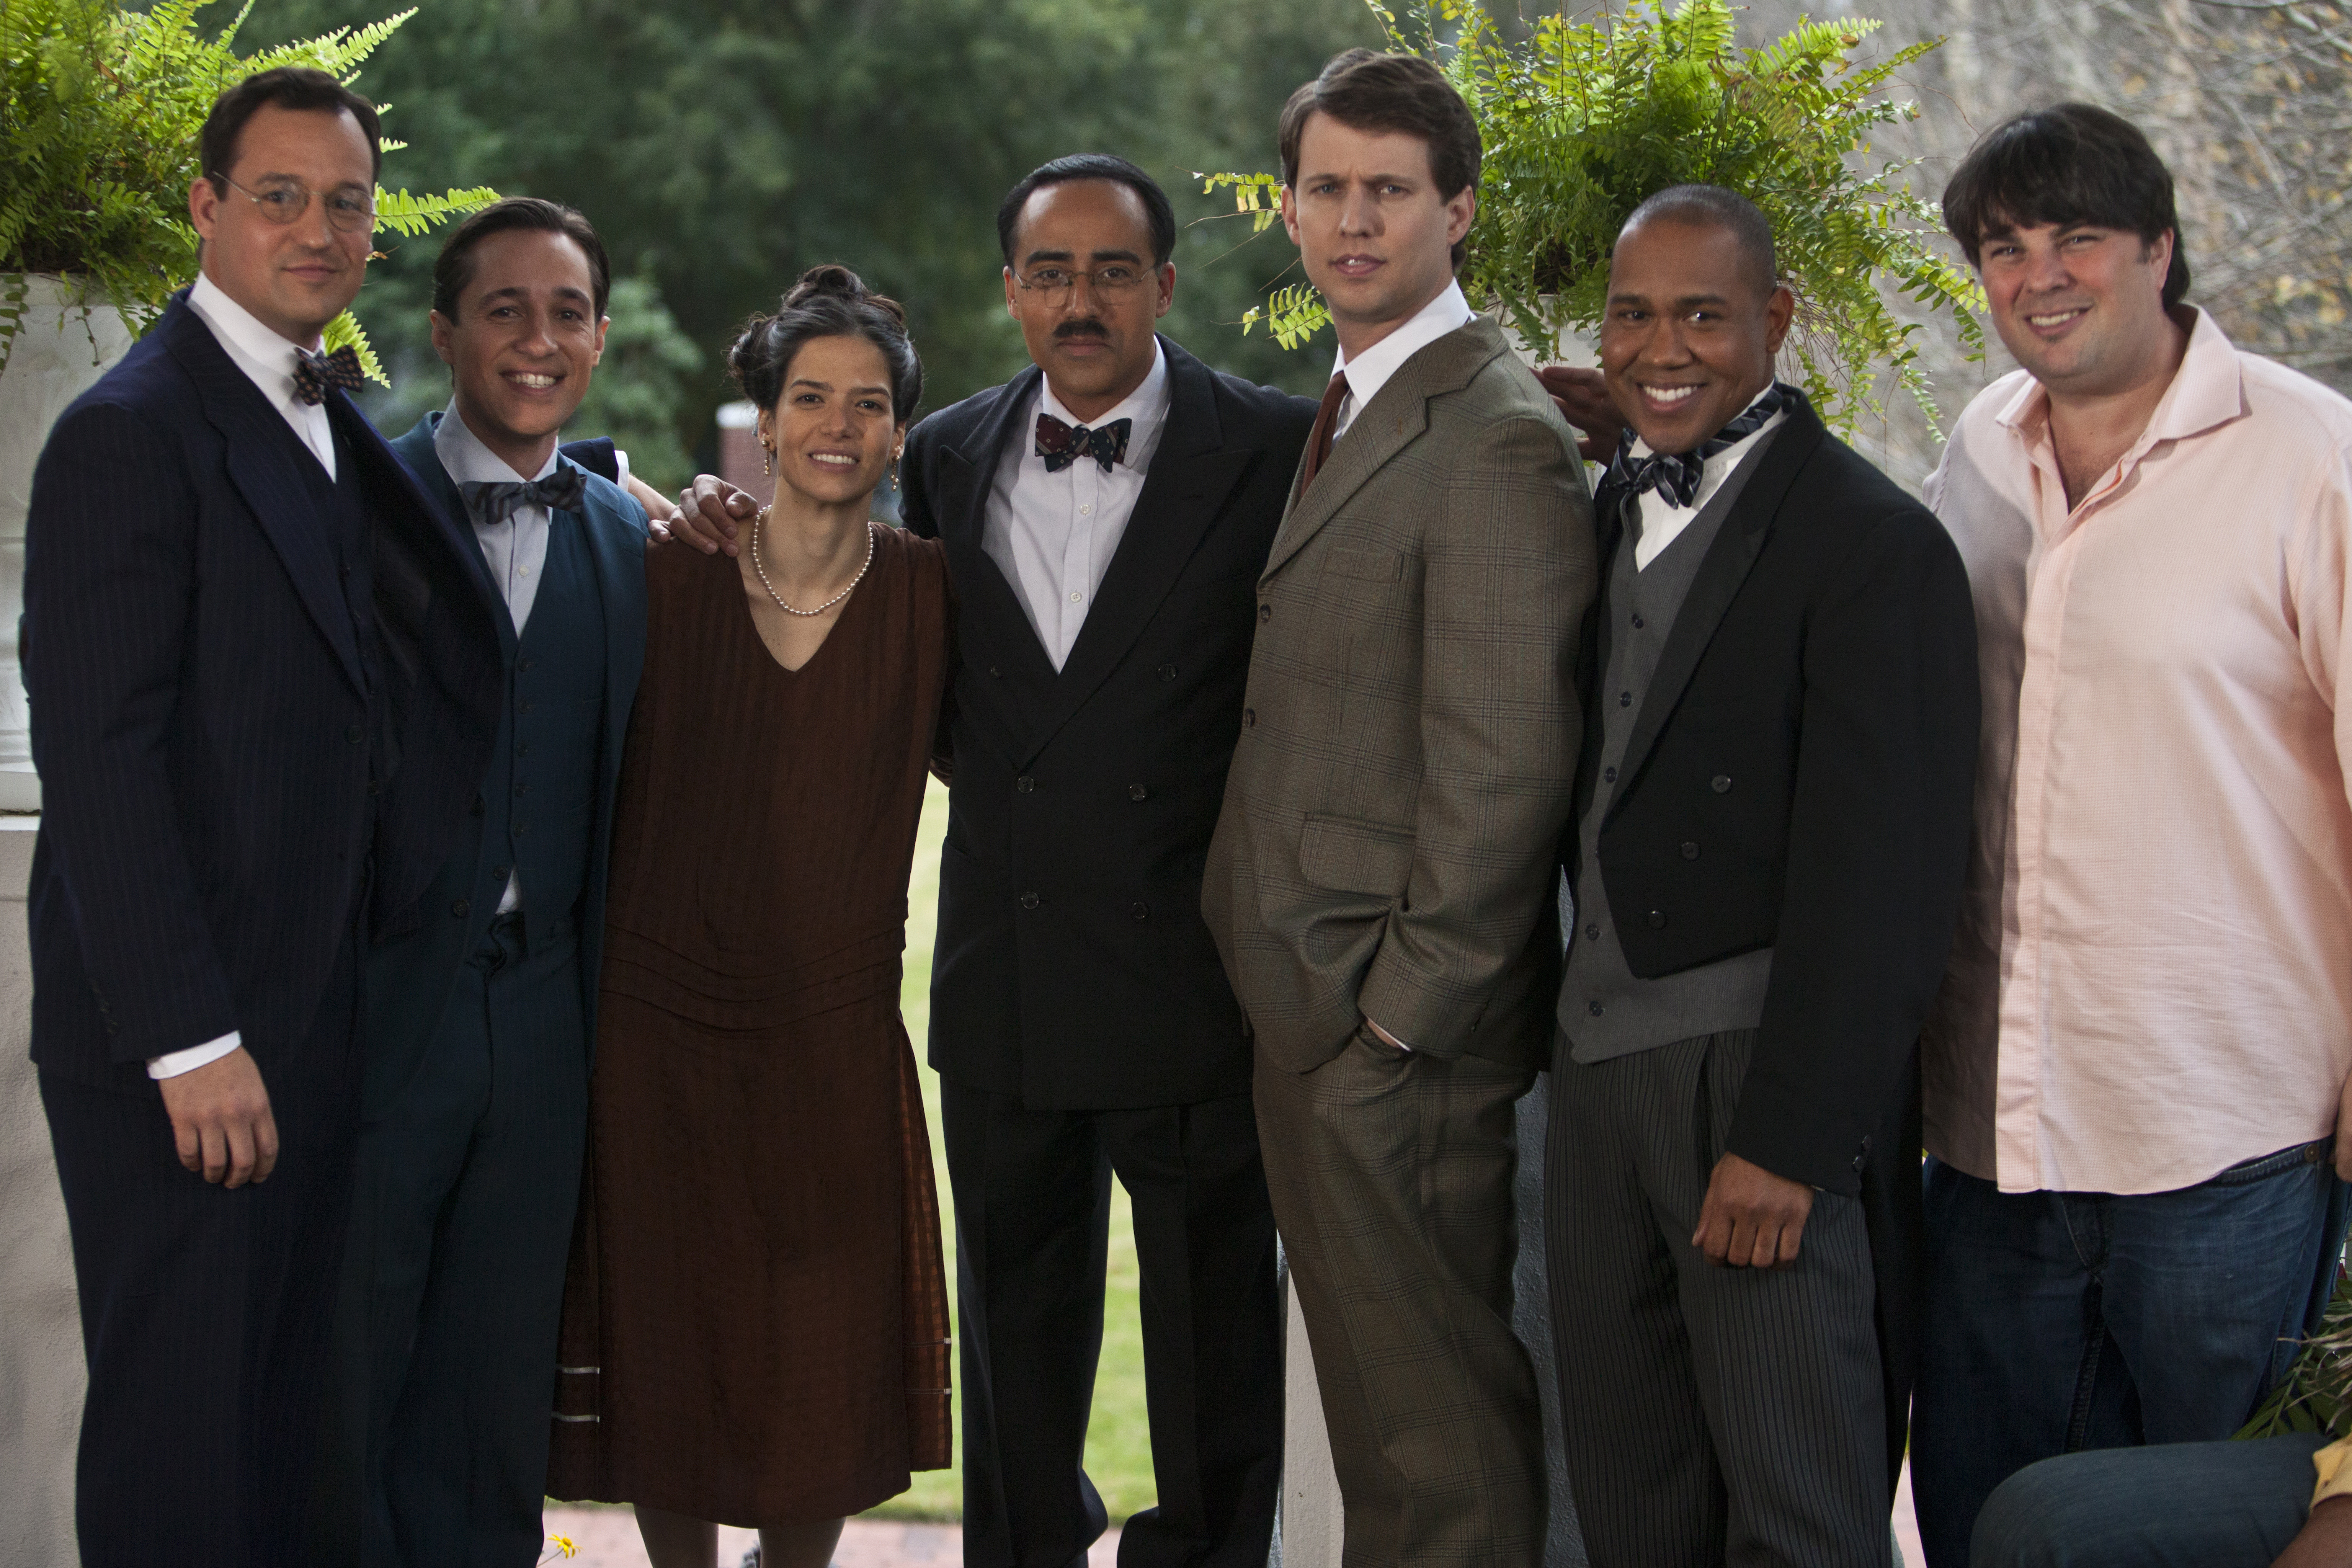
[539,1536,580,1562]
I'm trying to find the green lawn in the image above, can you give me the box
[867,778,1157,1523]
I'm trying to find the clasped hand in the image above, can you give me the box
[1691,1151,1813,1268]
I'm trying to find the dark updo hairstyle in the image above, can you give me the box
[727,264,923,426]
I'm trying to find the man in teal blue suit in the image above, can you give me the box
[362,196,648,1568]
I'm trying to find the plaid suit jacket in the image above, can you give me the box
[1204,316,1597,1073]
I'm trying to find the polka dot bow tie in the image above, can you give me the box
[292,344,365,406]
[1604,382,1788,511]
[460,469,586,527]
[1035,413,1132,474]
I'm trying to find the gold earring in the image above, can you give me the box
[761,441,773,479]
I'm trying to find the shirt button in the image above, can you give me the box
[1682,841,1700,859]
[1588,1000,1604,1017]
[1019,892,1040,910]
[1131,902,1150,922]
[1068,591,1082,603]
[1712,774,1732,793]
[1016,776,1036,793]
[518,565,531,576]
[1129,784,1148,801]
[1080,504,1093,515]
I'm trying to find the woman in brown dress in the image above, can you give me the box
[547,265,952,1568]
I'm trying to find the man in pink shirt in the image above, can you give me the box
[1913,102,2352,1567]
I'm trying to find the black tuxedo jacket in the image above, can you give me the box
[900,336,1315,1109]
[23,294,505,1091]
[1571,390,1978,1197]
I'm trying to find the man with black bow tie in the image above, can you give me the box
[1537,185,1977,1567]
[23,69,507,1568]
[359,197,648,1567]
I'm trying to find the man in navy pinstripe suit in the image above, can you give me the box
[22,68,504,1568]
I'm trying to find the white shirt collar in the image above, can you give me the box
[1331,280,1476,433]
[186,271,321,409]
[433,399,558,487]
[1036,337,1171,474]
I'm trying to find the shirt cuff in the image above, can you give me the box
[612,448,632,491]
[148,1031,242,1080]
[2313,1436,2352,1509]
[1364,1017,1413,1052]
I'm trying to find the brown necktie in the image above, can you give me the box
[1299,370,1350,493]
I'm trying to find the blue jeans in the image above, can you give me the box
[1968,1433,2329,1568]
[1912,1141,2347,1568]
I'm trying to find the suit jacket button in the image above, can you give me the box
[1259,603,1272,622]
[1712,775,1732,793]
[1016,776,1036,794]
[1646,910,1666,928]
[1019,892,1039,910]
[988,665,1003,679]
[1243,708,1255,728]
[1158,663,1178,681]
[452,899,470,918]
[1682,841,1700,859]
[518,657,536,673]
[346,725,364,744]
[1129,784,1148,801]
[1587,1000,1604,1016]
[1131,902,1149,922]
[470,794,486,817]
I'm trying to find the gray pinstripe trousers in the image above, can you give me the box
[1546,1029,1890,1568]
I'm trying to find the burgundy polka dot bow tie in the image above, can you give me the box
[292,344,365,406]
[1034,413,1132,474]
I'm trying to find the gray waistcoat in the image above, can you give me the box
[1558,432,1781,1063]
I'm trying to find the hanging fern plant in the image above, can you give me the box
[1204,0,1984,435]
[0,0,496,379]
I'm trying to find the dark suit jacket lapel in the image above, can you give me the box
[387,413,508,630]
[167,302,368,694]
[1609,395,1829,809]
[1259,317,1503,582]
[1019,339,1251,767]
[934,365,1058,686]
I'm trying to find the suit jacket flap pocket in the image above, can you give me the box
[1299,813,1413,897]
[1322,545,1404,584]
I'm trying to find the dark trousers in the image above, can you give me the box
[1254,1034,1545,1568]
[40,925,362,1568]
[941,1080,1281,1568]
[1547,1030,1889,1568]
[1913,1145,2349,1568]
[1969,1432,2331,1568]
[356,913,590,1568]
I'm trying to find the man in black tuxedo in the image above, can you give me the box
[22,68,504,1568]
[1537,185,1978,1566]
[674,153,1313,1568]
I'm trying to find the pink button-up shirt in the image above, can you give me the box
[1923,309,2352,1195]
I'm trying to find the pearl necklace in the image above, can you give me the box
[751,509,874,617]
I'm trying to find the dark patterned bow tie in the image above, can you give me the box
[1603,382,1789,511]
[1035,413,1132,474]
[461,468,586,527]
[292,344,364,406]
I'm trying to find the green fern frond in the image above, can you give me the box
[372,185,501,238]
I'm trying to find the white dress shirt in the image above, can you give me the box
[185,271,337,480]
[983,340,1172,670]
[438,402,568,914]
[151,275,342,1079]
[1625,399,1789,571]
[1329,281,1477,441]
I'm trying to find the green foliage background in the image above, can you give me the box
[219,0,1382,489]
